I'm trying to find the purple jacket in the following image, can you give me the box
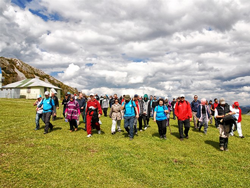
[65,100,80,120]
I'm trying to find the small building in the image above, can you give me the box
[1,78,61,99]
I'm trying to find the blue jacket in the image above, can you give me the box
[39,97,56,113]
[155,105,167,121]
[191,100,201,112]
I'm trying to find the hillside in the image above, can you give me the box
[0,57,78,97]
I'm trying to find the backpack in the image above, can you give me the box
[39,97,53,110]
[177,100,188,106]
[124,100,136,114]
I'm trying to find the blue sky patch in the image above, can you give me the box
[11,0,32,9]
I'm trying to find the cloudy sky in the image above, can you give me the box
[1,0,250,105]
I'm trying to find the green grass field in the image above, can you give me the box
[0,98,249,188]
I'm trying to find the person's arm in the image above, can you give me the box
[51,99,56,115]
[109,106,113,118]
[153,108,156,122]
[229,106,236,114]
[97,101,102,117]
[187,102,192,120]
[133,101,139,118]
[33,100,38,106]
[121,102,125,110]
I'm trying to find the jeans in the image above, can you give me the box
[199,115,208,133]
[156,119,167,137]
[178,119,190,138]
[133,118,138,133]
[35,113,43,129]
[124,116,135,138]
[102,108,108,117]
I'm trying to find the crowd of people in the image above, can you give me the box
[34,91,245,151]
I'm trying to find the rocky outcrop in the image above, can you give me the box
[0,57,78,97]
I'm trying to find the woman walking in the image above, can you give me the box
[109,98,122,134]
[65,95,80,132]
[154,98,169,139]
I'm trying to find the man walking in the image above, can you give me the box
[51,90,59,121]
[175,94,192,141]
[38,91,56,134]
[171,98,176,120]
[191,95,201,129]
[33,94,43,130]
[121,95,139,140]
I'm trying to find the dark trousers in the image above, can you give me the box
[178,119,190,138]
[139,115,149,130]
[173,109,176,119]
[214,117,219,128]
[63,107,66,117]
[80,111,85,123]
[102,108,108,117]
[156,119,167,137]
[69,120,77,131]
[42,112,53,133]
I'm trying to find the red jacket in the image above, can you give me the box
[232,105,242,123]
[175,100,192,121]
[86,99,102,115]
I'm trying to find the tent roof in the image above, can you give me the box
[3,78,61,90]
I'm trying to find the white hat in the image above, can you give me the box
[44,91,50,95]
[89,93,94,96]
[37,94,42,98]
[180,94,185,98]
[165,96,168,100]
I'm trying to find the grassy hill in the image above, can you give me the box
[0,99,249,187]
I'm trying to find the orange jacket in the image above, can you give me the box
[175,100,192,121]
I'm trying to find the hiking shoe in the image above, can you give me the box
[87,134,92,138]
[163,136,167,140]
[135,132,138,135]
[240,136,244,138]
[144,127,147,130]
[118,129,122,132]
[98,130,101,134]
[180,138,183,141]
[44,131,48,134]
[111,132,115,135]
[220,146,224,151]
[129,137,133,141]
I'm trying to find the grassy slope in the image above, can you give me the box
[0,99,249,188]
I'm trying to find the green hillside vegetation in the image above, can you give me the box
[0,99,249,187]
[0,57,78,97]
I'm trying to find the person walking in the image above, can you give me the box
[230,102,244,138]
[109,98,122,134]
[196,98,211,134]
[139,94,151,131]
[76,93,86,126]
[215,98,234,151]
[174,94,192,141]
[154,98,169,139]
[101,95,109,117]
[65,95,80,132]
[121,95,139,140]
[191,95,201,129]
[33,95,43,130]
[211,98,219,128]
[51,90,59,121]
[86,93,102,137]
[171,98,176,120]
[62,92,70,118]
[38,91,56,134]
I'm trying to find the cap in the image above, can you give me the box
[124,95,130,100]
[219,98,225,104]
[90,93,94,96]
[234,102,239,107]
[134,94,139,97]
[67,92,71,95]
[180,94,185,98]
[37,94,42,98]
[44,91,49,95]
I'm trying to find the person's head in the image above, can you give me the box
[214,98,218,103]
[234,101,239,109]
[201,98,206,105]
[173,98,176,101]
[158,98,164,106]
[164,97,168,103]
[44,91,50,98]
[37,95,42,101]
[114,94,117,99]
[144,94,148,102]
[114,98,119,104]
[79,93,83,99]
[104,95,107,99]
[194,95,198,101]
[177,97,180,102]
[219,98,226,106]
[150,95,153,100]
[209,100,212,104]
[134,94,139,101]
[70,94,75,101]
[180,94,185,102]
[90,93,95,101]
[124,95,130,103]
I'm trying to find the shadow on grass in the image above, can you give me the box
[171,132,180,139]
[53,127,62,131]
[122,132,129,138]
[204,140,218,150]
[152,132,159,137]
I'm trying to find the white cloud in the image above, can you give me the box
[1,0,250,105]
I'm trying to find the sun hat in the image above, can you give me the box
[219,98,226,104]
[124,95,130,100]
